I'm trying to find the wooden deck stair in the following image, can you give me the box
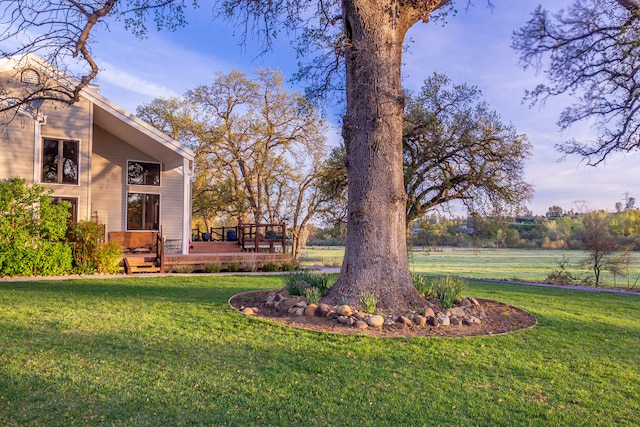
[123,256,162,274]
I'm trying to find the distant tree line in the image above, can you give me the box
[307,209,640,253]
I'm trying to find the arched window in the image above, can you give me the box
[20,68,40,85]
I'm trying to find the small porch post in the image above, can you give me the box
[182,157,193,254]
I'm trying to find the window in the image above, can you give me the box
[127,161,161,186]
[127,193,159,231]
[21,68,40,85]
[50,197,78,224]
[42,138,79,184]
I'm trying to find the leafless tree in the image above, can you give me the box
[513,0,640,165]
[0,1,189,117]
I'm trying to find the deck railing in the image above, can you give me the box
[209,226,239,242]
[238,222,286,253]
[192,222,287,254]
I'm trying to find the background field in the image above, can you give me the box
[300,246,640,288]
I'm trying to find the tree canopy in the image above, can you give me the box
[137,69,328,258]
[319,73,533,226]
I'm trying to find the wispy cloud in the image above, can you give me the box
[98,61,180,99]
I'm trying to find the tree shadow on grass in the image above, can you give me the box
[0,275,283,305]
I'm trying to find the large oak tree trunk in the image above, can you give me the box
[323,0,441,311]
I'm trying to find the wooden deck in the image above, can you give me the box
[118,236,290,274]
[164,252,291,272]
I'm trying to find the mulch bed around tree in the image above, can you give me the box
[229,289,537,338]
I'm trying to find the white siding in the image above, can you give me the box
[38,98,92,219]
[92,126,186,241]
[0,79,92,221]
[0,115,36,181]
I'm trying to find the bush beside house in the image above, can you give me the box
[0,178,72,276]
[0,178,121,277]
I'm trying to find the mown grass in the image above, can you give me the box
[1,275,639,426]
[301,246,640,287]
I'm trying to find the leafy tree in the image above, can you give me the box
[513,0,640,164]
[579,211,618,287]
[546,206,564,219]
[187,70,326,224]
[137,96,227,228]
[138,70,328,259]
[0,0,492,310]
[0,177,72,276]
[403,73,532,223]
[316,145,349,229]
[319,74,532,229]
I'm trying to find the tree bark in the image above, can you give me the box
[323,0,441,311]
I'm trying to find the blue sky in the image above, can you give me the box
[83,0,640,216]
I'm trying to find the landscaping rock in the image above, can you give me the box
[328,312,340,320]
[241,307,255,316]
[398,316,414,327]
[459,297,471,307]
[316,303,330,317]
[450,317,461,326]
[265,293,277,306]
[447,307,466,318]
[413,315,427,327]
[276,296,302,314]
[438,315,450,326]
[355,320,369,329]
[424,307,435,318]
[462,316,481,326]
[305,304,317,317]
[354,311,367,320]
[293,307,305,316]
[384,319,396,327]
[427,316,438,327]
[366,315,385,328]
[337,305,353,317]
[337,315,351,325]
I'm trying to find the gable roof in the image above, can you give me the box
[1,54,194,169]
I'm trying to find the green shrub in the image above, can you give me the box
[283,270,333,295]
[303,287,321,304]
[95,241,122,274]
[359,291,378,313]
[280,259,299,271]
[545,255,576,286]
[412,273,434,299]
[68,220,105,274]
[0,178,72,276]
[282,271,310,296]
[261,262,279,272]
[432,276,467,308]
[203,263,222,273]
[226,262,241,272]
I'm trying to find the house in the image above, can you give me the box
[0,54,195,254]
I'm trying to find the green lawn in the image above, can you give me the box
[1,275,639,426]
[301,246,640,287]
